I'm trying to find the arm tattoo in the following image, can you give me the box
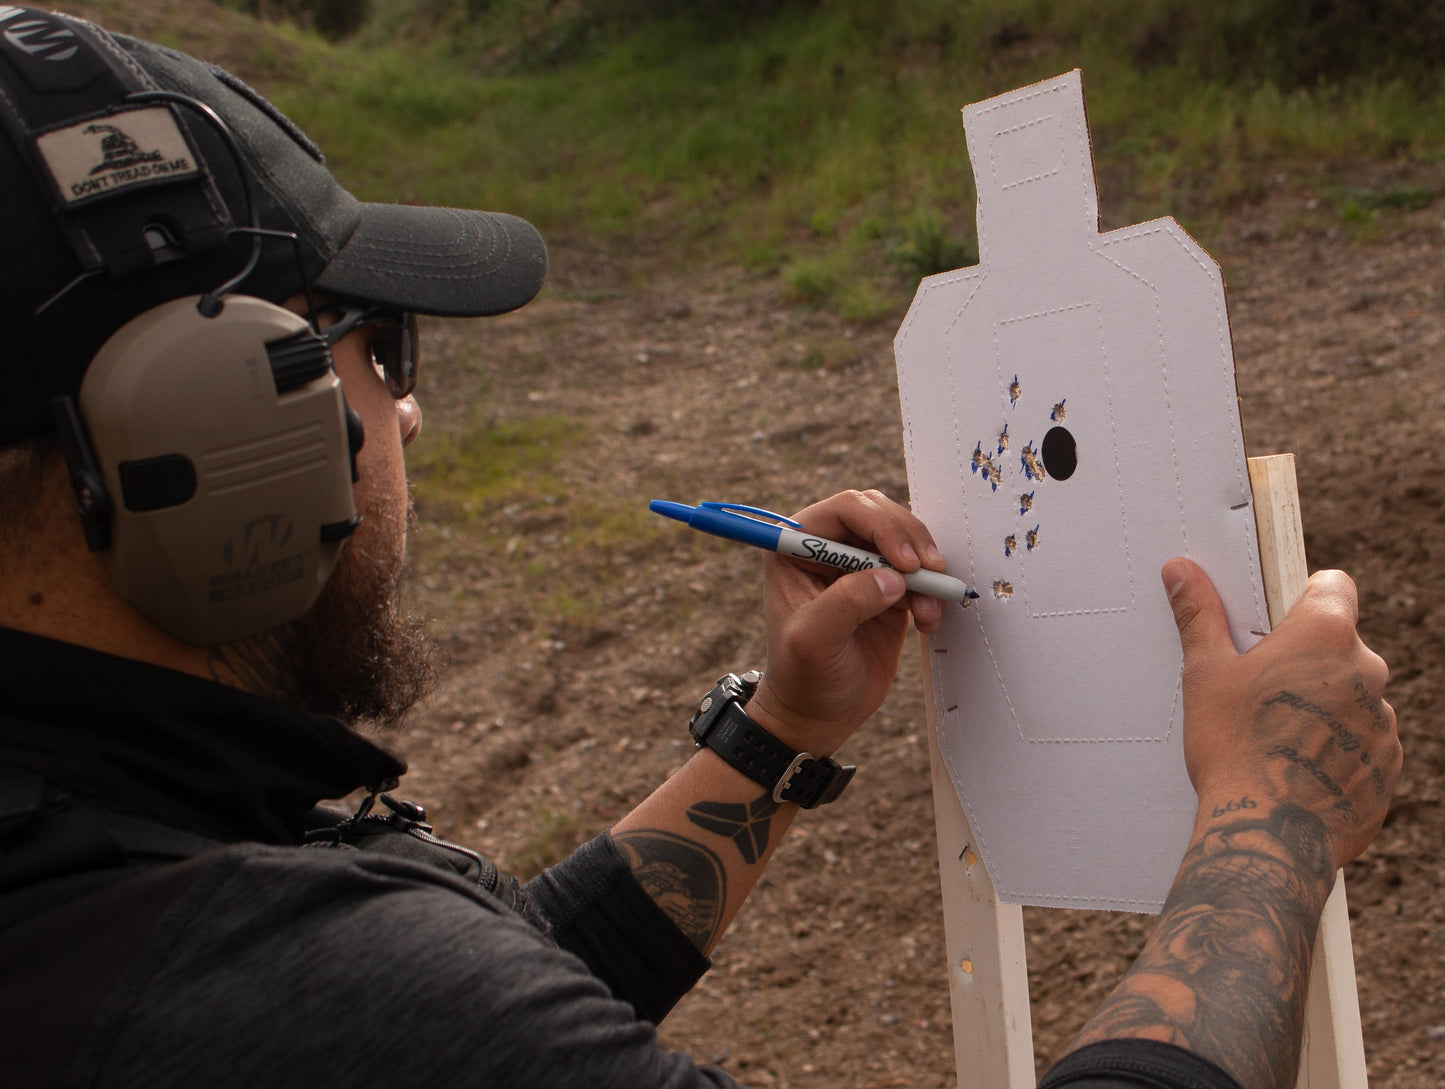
[685,791,781,865]
[612,829,727,952]
[1069,803,1334,1089]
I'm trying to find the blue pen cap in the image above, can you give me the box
[649,500,696,524]
[649,500,788,550]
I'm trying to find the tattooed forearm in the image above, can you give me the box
[1069,803,1334,1089]
[686,791,781,865]
[612,829,727,952]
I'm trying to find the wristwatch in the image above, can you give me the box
[688,671,856,808]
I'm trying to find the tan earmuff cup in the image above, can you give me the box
[79,295,358,645]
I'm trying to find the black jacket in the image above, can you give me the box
[0,626,1240,1089]
[0,626,716,1088]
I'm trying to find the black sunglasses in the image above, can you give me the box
[314,304,420,400]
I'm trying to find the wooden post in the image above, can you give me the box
[1247,454,1369,1089]
[924,453,1367,1088]
[922,643,1036,1089]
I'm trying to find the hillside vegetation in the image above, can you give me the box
[100,0,1445,319]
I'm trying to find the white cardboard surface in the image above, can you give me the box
[893,71,1268,911]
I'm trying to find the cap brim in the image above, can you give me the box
[313,203,547,317]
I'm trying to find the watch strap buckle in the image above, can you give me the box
[688,669,854,808]
[775,755,856,809]
[771,752,813,804]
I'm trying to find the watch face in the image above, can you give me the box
[895,71,1267,913]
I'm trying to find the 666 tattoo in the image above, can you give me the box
[1211,796,1258,818]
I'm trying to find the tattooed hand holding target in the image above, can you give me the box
[1167,557,1400,870]
[1068,558,1400,1089]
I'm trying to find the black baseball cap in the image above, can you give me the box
[0,7,548,444]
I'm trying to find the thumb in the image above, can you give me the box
[1162,558,1235,671]
[788,566,909,645]
[834,566,910,628]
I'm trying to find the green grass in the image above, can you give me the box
[406,411,666,626]
[226,1,1445,317]
[407,414,581,522]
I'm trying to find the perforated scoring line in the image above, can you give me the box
[1024,734,1170,744]
[939,275,989,585]
[1028,606,1130,620]
[1000,170,1059,191]
[1162,671,1183,744]
[974,81,1067,116]
[976,83,1067,195]
[896,271,993,628]
[896,271,986,561]
[894,267,982,343]
[1098,223,1267,634]
[994,114,1056,138]
[1014,891,1161,907]
[1093,233,1188,557]
[966,596,1030,746]
[1095,298,1138,613]
[998,301,1093,327]
[1235,502,1267,637]
[995,114,1061,190]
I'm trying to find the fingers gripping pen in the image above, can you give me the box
[649,501,978,603]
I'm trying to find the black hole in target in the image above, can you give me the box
[1041,426,1077,480]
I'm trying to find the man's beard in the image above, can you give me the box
[290,502,438,730]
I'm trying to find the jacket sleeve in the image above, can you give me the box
[522,831,711,1024]
[1039,1040,1246,1089]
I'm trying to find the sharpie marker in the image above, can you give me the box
[650,500,978,603]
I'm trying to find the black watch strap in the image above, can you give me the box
[688,672,855,809]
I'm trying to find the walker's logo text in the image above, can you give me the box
[34,105,202,206]
[211,515,306,603]
[798,537,877,574]
[0,8,79,61]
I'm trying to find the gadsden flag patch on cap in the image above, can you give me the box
[34,105,201,206]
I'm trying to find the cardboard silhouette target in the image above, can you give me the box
[894,70,1269,910]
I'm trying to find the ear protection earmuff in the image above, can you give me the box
[2,8,364,644]
[75,295,362,645]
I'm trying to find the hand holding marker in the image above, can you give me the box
[649,501,978,604]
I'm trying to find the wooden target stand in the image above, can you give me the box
[921,454,1368,1089]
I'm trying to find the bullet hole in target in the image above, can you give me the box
[1041,426,1077,481]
